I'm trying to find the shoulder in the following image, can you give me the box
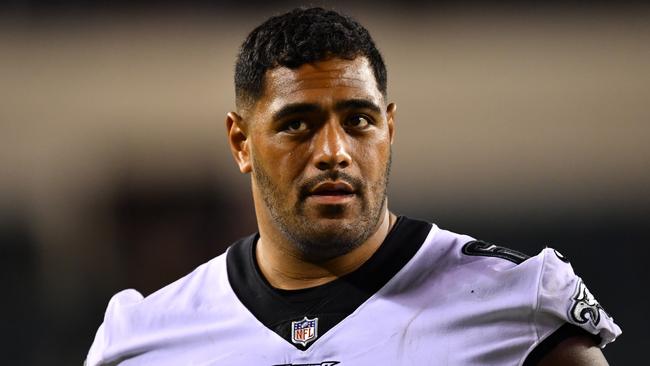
[394,224,546,306]
[423,226,539,276]
[415,224,621,354]
[86,252,231,366]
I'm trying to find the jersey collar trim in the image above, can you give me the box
[226,216,433,350]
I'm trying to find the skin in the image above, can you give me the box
[537,336,609,366]
[226,56,609,365]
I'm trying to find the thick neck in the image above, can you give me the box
[254,203,396,290]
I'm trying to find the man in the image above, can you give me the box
[86,7,621,365]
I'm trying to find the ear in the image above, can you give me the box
[386,103,396,144]
[226,112,252,174]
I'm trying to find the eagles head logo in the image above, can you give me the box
[569,281,606,327]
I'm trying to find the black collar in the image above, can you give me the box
[226,216,432,350]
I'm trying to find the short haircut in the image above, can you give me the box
[234,7,387,109]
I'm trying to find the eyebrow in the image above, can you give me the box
[271,103,323,122]
[271,99,382,122]
[334,99,382,114]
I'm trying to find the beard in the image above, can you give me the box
[252,152,391,263]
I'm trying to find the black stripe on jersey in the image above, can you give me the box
[226,216,432,351]
[461,240,530,264]
[523,323,602,366]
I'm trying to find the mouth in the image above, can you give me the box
[307,181,356,204]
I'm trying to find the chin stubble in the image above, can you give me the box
[252,151,391,263]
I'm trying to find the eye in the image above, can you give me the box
[284,120,308,133]
[344,115,371,129]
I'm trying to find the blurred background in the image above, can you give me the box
[1,1,648,364]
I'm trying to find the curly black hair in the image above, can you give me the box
[234,7,387,109]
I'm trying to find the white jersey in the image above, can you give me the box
[86,217,621,365]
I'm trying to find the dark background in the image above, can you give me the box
[1,1,648,364]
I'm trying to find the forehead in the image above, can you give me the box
[254,57,384,116]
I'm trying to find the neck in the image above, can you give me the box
[255,209,397,290]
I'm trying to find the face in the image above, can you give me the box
[229,57,395,262]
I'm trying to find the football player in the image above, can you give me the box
[86,7,620,365]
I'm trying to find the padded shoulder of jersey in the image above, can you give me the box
[416,228,621,350]
[86,253,231,366]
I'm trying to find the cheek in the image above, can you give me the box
[356,140,391,180]
[256,138,309,185]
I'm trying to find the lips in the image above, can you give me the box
[309,181,354,196]
[309,181,355,196]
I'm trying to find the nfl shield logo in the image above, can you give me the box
[291,316,318,346]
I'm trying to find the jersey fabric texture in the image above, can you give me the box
[86,216,621,365]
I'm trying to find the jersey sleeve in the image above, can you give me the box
[535,248,621,347]
[85,289,145,366]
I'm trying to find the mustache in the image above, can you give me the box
[298,171,364,199]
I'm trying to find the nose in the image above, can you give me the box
[312,120,352,171]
